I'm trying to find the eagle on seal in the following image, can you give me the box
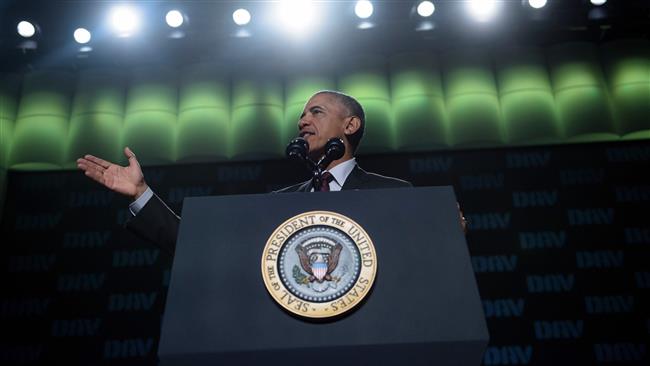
[296,243,343,283]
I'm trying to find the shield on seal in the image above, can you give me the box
[311,262,327,281]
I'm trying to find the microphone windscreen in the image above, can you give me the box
[325,138,345,160]
[286,137,309,160]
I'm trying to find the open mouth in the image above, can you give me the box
[299,131,315,138]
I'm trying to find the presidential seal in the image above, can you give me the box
[261,211,377,318]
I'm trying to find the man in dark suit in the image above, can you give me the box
[275,90,411,193]
[76,90,422,255]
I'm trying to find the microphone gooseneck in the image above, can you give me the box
[284,137,346,192]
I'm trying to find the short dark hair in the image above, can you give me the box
[315,90,365,153]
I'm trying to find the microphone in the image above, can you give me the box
[285,137,345,192]
[285,137,309,161]
[317,138,345,170]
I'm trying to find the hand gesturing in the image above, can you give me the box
[76,147,149,200]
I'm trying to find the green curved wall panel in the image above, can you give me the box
[10,70,73,170]
[496,48,561,144]
[339,56,393,154]
[231,78,284,159]
[284,76,336,144]
[601,39,650,139]
[548,43,617,142]
[123,66,177,165]
[0,73,21,168]
[177,63,230,162]
[0,40,647,171]
[390,53,448,150]
[444,50,503,146]
[66,69,125,167]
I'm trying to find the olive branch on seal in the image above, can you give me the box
[292,265,309,285]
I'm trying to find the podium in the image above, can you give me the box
[158,186,489,365]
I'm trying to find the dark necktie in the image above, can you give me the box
[319,172,333,192]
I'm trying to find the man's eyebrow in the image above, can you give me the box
[309,105,325,111]
[300,105,326,118]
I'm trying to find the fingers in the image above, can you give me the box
[82,154,112,169]
[124,146,139,168]
[76,159,105,184]
[124,146,135,159]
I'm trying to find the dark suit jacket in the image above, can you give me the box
[125,165,411,257]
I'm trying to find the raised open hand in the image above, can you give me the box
[76,147,148,200]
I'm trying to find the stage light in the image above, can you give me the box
[275,0,319,37]
[467,0,498,22]
[528,0,547,9]
[233,8,251,26]
[416,21,435,31]
[110,6,140,36]
[355,1,374,19]
[358,21,374,30]
[590,0,607,5]
[17,21,36,38]
[166,10,184,28]
[74,28,91,44]
[417,1,435,17]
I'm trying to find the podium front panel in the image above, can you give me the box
[159,186,488,365]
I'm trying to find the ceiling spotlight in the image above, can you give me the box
[17,21,36,38]
[166,10,184,28]
[590,0,607,5]
[74,28,91,44]
[233,8,251,26]
[467,0,498,22]
[275,0,320,37]
[110,6,140,36]
[528,0,547,9]
[355,1,374,19]
[417,1,435,17]
[358,21,374,30]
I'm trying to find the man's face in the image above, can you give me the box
[298,93,349,158]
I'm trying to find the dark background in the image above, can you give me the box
[2,140,649,365]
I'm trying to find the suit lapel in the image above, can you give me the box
[341,165,368,191]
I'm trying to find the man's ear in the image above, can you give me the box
[343,116,361,136]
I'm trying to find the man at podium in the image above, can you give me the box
[77,90,415,255]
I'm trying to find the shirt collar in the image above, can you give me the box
[326,158,356,188]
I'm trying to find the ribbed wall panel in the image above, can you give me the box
[0,41,647,171]
[390,53,448,150]
[0,73,21,168]
[177,63,230,162]
[601,39,650,140]
[444,50,503,147]
[338,55,393,154]
[123,66,177,165]
[66,68,125,167]
[10,70,73,169]
[548,43,617,142]
[496,47,561,144]
[230,78,283,159]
